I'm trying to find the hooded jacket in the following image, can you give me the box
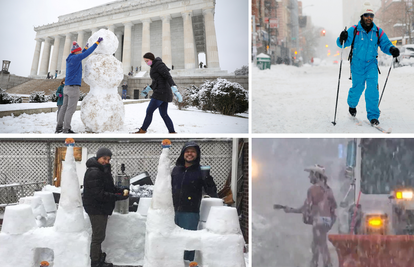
[149,57,175,102]
[82,157,123,215]
[171,142,218,213]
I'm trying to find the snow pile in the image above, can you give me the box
[81,29,125,132]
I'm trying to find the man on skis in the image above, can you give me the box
[336,1,399,126]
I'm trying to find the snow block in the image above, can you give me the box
[1,204,37,234]
[34,191,56,213]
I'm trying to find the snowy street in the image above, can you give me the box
[0,102,248,134]
[252,62,414,133]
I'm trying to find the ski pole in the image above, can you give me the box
[378,57,397,107]
[332,27,347,126]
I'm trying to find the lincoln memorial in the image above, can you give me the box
[30,0,221,78]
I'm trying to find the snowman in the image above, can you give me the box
[81,29,125,132]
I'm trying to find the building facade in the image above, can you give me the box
[252,0,297,64]
[30,0,220,77]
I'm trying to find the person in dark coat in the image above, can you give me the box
[55,78,65,122]
[171,142,218,262]
[134,52,182,134]
[83,148,129,267]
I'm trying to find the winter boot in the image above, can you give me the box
[349,107,357,117]
[99,252,113,267]
[370,119,379,126]
[133,128,146,134]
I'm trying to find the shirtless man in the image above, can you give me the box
[283,164,337,267]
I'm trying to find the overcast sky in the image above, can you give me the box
[300,0,343,39]
[0,0,248,77]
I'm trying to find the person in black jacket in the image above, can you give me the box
[171,142,218,262]
[83,148,129,267]
[134,52,182,134]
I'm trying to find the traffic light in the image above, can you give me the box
[321,29,326,36]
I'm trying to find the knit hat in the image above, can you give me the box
[143,52,155,61]
[360,2,374,16]
[71,41,82,53]
[96,147,112,159]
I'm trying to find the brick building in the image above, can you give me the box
[252,0,300,64]
[376,0,414,44]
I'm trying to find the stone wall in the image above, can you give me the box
[0,73,32,90]
[124,75,248,99]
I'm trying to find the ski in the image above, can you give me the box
[364,120,392,134]
[349,115,362,126]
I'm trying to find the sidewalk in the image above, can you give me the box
[0,100,149,118]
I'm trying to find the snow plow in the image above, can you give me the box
[328,138,414,267]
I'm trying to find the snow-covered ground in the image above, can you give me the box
[0,101,248,134]
[252,62,414,133]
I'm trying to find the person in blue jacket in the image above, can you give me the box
[55,37,102,133]
[171,142,218,263]
[337,2,399,126]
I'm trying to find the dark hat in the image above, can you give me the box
[71,41,81,53]
[96,147,112,159]
[143,52,155,61]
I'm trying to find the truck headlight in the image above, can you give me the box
[396,191,413,200]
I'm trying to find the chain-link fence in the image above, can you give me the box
[0,138,234,212]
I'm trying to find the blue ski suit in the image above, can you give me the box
[336,21,394,121]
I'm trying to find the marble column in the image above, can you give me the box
[39,37,52,76]
[77,30,85,48]
[182,11,196,69]
[203,8,220,69]
[161,15,172,68]
[115,31,123,60]
[141,18,151,72]
[30,39,42,76]
[107,25,115,32]
[49,35,61,76]
[60,33,72,76]
[122,22,133,74]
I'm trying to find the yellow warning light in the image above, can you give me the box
[325,44,329,48]
[368,218,383,227]
[295,51,298,55]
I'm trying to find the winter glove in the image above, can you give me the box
[390,46,400,58]
[58,94,62,97]
[140,85,152,97]
[96,37,103,44]
[171,86,183,103]
[339,30,348,45]
[116,193,129,201]
[84,43,89,50]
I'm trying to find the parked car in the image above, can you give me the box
[397,44,414,67]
